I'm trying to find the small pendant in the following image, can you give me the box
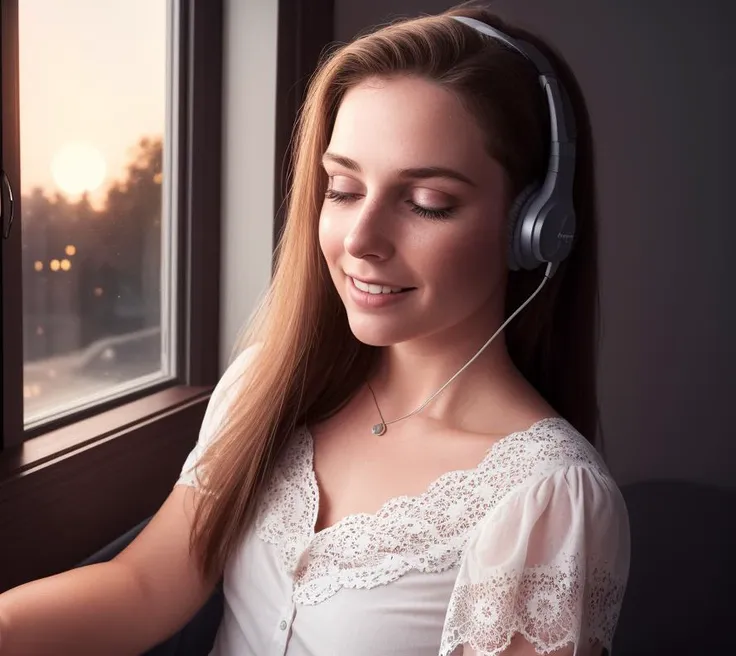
[371,422,386,436]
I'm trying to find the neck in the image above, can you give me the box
[369,313,524,428]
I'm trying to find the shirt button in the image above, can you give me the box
[279,620,288,631]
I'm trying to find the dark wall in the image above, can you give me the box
[335,0,736,489]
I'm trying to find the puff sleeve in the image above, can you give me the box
[440,465,630,656]
[175,345,259,489]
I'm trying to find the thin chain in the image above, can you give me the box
[366,381,388,427]
[366,266,552,431]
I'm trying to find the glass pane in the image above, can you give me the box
[19,1,176,427]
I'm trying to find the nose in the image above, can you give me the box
[343,196,395,261]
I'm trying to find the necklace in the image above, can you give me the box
[365,267,552,436]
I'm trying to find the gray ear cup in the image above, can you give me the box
[507,184,538,271]
[534,200,576,265]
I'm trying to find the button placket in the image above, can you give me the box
[271,600,296,654]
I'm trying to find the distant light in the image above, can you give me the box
[153,172,163,184]
[34,261,43,272]
[101,347,116,362]
[65,245,77,256]
[23,384,42,399]
[94,286,104,297]
[60,259,72,271]
[36,326,45,336]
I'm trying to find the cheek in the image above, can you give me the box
[441,242,494,289]
[428,224,505,300]
[318,209,343,268]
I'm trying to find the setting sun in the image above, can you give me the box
[51,143,107,197]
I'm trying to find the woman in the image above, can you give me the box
[0,3,629,655]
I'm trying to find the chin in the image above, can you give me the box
[345,314,409,347]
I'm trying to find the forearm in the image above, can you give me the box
[0,562,164,656]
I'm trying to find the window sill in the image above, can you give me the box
[0,385,210,480]
[0,385,212,592]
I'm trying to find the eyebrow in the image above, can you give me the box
[322,152,477,187]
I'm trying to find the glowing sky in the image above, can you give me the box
[19,0,167,202]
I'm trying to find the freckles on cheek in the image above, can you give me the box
[441,238,499,288]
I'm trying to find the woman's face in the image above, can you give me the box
[319,75,510,348]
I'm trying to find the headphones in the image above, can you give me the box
[452,16,577,277]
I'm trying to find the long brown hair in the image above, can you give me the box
[190,1,600,580]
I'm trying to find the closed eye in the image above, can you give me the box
[325,189,455,220]
[324,189,359,204]
[407,201,454,220]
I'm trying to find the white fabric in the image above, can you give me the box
[177,354,630,656]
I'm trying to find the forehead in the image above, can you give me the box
[328,76,491,171]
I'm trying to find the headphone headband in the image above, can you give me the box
[451,16,577,276]
[451,16,576,145]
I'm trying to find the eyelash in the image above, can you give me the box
[324,189,454,220]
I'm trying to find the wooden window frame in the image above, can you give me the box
[273,0,335,246]
[0,0,224,592]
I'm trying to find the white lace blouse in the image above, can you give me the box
[176,351,630,656]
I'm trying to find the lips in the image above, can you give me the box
[345,274,416,291]
[346,275,415,309]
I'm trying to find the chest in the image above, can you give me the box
[252,425,514,602]
[309,416,501,534]
[222,532,461,656]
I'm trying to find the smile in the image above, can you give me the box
[346,277,415,309]
[350,277,410,295]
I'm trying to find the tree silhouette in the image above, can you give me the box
[22,136,164,361]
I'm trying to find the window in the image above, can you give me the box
[0,0,224,592]
[19,0,175,429]
[2,0,223,450]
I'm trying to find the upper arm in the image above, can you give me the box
[446,465,630,656]
[110,344,258,635]
[112,485,219,635]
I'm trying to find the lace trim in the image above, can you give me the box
[439,555,627,656]
[254,418,607,605]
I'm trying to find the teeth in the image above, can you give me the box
[352,278,404,295]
